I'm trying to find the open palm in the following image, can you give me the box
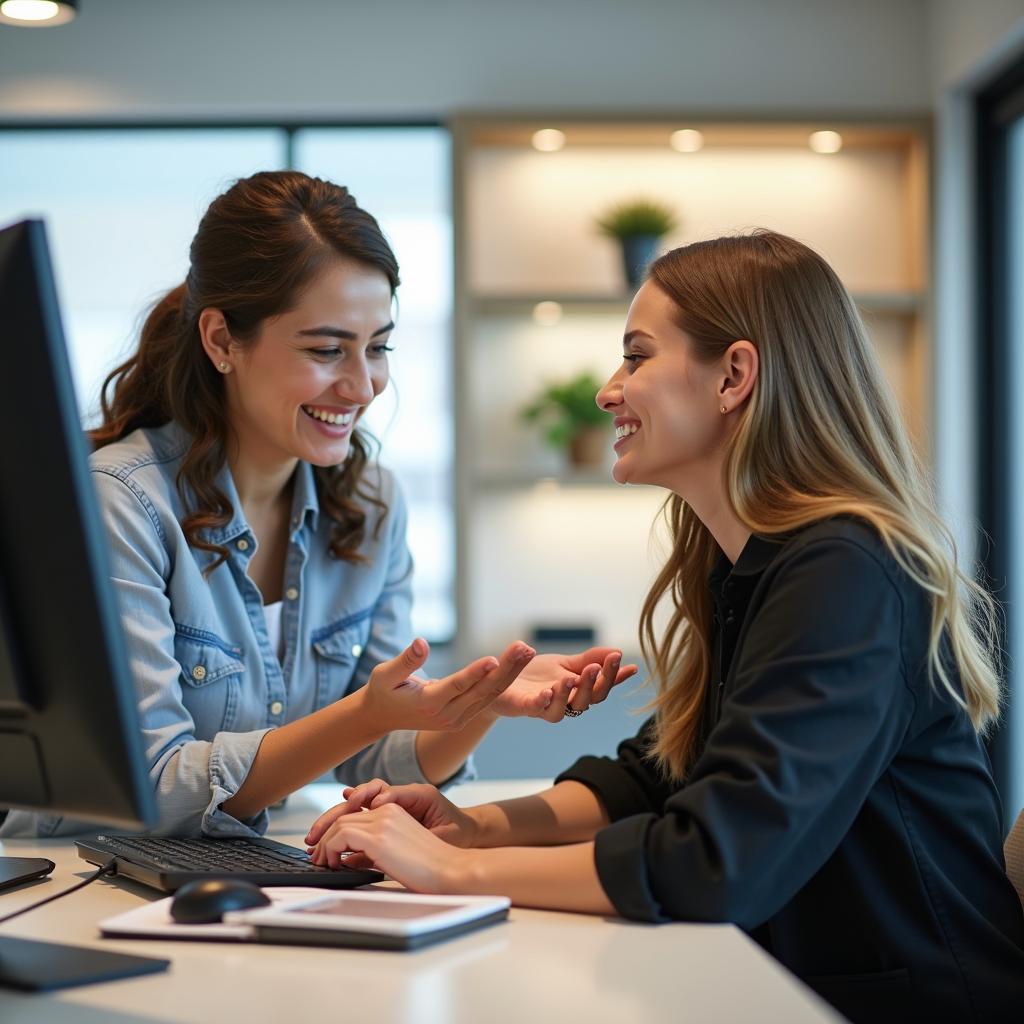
[490,646,638,722]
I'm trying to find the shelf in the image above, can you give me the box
[473,291,923,318]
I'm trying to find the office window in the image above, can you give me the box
[295,129,454,640]
[0,126,454,641]
[978,59,1024,825]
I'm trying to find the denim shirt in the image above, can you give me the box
[0,421,468,839]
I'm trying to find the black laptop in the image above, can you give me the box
[76,834,384,893]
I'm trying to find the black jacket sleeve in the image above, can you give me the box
[555,716,674,821]
[588,536,918,926]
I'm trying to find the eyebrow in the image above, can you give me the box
[297,321,395,341]
[622,329,653,348]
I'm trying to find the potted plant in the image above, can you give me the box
[520,371,610,468]
[596,198,678,289]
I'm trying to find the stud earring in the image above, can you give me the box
[720,405,727,413]
[218,362,230,373]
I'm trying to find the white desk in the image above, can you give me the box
[0,781,841,1023]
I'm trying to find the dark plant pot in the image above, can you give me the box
[568,426,609,468]
[619,234,661,289]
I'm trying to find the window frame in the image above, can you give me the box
[976,57,1024,824]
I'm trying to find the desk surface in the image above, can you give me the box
[0,781,841,1023]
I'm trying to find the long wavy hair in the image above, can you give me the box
[90,170,400,572]
[639,230,1002,781]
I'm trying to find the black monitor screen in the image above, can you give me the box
[0,219,155,830]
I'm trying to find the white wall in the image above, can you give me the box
[929,0,1024,92]
[0,0,931,118]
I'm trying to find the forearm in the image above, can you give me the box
[415,712,496,785]
[223,689,381,819]
[470,781,611,847]
[453,841,615,915]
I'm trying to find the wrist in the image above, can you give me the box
[465,803,501,848]
[341,685,388,744]
[442,847,484,894]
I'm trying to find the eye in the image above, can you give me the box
[311,347,341,359]
[370,343,395,357]
[623,353,646,370]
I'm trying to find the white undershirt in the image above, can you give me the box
[263,600,284,661]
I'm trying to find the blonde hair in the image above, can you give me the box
[640,230,1002,781]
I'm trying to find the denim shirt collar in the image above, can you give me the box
[154,421,321,547]
[289,460,320,538]
[203,460,321,547]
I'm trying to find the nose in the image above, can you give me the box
[596,367,623,412]
[333,354,375,406]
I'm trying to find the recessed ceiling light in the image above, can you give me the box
[0,0,77,26]
[809,130,843,154]
[532,129,566,153]
[532,301,563,327]
[670,129,704,153]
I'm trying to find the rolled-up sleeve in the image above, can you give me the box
[334,476,473,790]
[94,470,270,837]
[589,538,916,926]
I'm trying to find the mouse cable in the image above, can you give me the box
[0,860,118,926]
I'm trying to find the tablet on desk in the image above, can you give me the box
[224,890,511,951]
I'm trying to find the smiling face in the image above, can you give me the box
[221,259,394,472]
[597,280,730,496]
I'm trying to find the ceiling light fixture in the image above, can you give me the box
[532,301,563,327]
[0,0,77,26]
[531,129,566,153]
[670,129,704,153]
[808,130,843,154]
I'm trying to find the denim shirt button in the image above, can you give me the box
[286,587,299,601]
[191,665,207,681]
[270,700,283,716]
[236,538,249,552]
[351,643,363,658]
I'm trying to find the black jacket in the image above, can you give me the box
[557,518,1024,1023]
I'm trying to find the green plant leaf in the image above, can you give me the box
[520,371,611,451]
[596,198,678,238]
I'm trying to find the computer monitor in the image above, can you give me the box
[0,219,168,990]
[0,218,156,832]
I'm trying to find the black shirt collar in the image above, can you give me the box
[708,532,788,601]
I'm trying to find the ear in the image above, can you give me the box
[718,340,758,413]
[198,308,235,373]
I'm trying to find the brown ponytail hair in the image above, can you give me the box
[90,170,401,572]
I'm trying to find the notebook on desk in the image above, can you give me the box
[75,834,384,893]
[99,886,511,951]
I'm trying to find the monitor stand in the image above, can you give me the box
[0,935,170,991]
[0,856,170,991]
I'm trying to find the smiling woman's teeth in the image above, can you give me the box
[303,406,354,426]
[615,423,639,440]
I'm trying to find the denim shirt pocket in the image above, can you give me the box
[173,626,246,733]
[311,611,374,709]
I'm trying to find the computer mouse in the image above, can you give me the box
[169,878,272,924]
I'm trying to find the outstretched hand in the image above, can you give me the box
[362,637,536,733]
[489,646,638,722]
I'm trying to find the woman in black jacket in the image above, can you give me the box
[304,230,1024,1023]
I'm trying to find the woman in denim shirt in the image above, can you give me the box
[0,171,632,839]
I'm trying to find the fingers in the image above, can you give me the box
[304,779,389,844]
[537,672,577,723]
[567,662,600,712]
[560,646,621,673]
[370,637,431,690]
[438,643,535,727]
[587,653,640,704]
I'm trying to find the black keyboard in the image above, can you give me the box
[75,834,384,893]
